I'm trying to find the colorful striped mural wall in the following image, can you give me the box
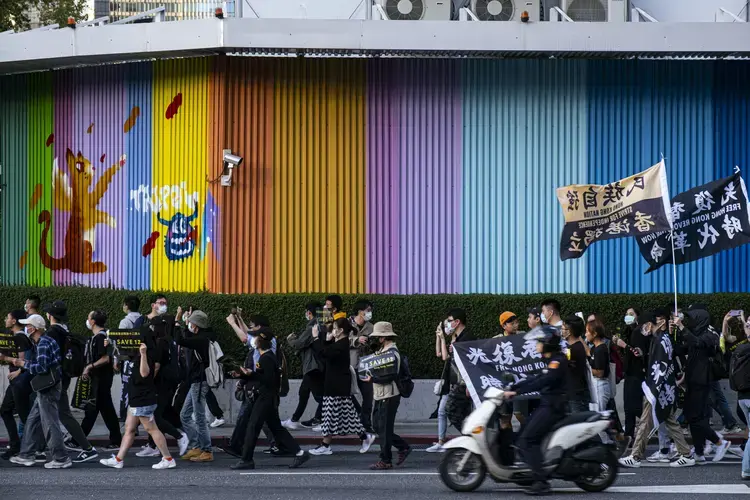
[1,56,749,295]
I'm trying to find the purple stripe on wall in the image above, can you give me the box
[366,59,463,294]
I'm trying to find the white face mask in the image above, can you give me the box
[364,311,373,322]
[85,319,93,331]
[641,325,651,336]
[444,320,454,334]
[24,304,29,313]
[249,335,257,349]
[624,315,635,325]
[157,305,168,315]
[182,313,189,323]
[540,312,548,324]
[24,326,33,335]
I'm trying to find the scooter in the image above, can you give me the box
[439,387,619,493]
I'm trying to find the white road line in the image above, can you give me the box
[239,472,439,476]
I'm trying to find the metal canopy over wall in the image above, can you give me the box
[2,18,750,74]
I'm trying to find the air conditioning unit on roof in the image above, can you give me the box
[377,0,452,20]
[562,0,628,22]
[470,0,540,22]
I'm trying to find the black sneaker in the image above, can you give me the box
[221,446,242,459]
[290,451,310,469]
[300,418,321,428]
[102,442,121,451]
[263,446,280,455]
[396,447,412,466]
[1,448,19,461]
[35,452,47,463]
[64,439,82,452]
[230,460,255,470]
[524,481,551,496]
[73,449,99,463]
[271,447,295,457]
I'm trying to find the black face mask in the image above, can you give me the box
[369,338,381,350]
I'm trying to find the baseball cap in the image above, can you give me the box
[499,312,517,326]
[527,307,542,317]
[19,314,46,330]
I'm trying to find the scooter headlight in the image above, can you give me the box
[471,426,485,435]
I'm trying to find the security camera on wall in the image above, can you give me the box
[220,149,243,187]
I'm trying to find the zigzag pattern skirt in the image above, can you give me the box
[321,396,366,437]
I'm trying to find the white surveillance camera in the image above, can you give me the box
[223,151,243,168]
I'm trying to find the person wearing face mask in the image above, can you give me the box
[308,318,376,457]
[540,299,563,329]
[24,295,41,316]
[614,307,650,441]
[283,302,325,431]
[364,322,411,469]
[80,310,122,450]
[619,310,693,469]
[1,314,70,469]
[0,309,32,460]
[349,301,375,433]
[175,310,214,462]
[116,296,144,423]
[324,295,344,316]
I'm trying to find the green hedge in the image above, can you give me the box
[2,286,749,378]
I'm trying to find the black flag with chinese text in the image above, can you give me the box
[642,331,677,426]
[556,161,672,261]
[636,173,750,273]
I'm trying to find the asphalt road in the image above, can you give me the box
[0,449,748,500]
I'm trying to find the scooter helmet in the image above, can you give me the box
[524,325,562,353]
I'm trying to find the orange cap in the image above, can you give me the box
[499,311,517,326]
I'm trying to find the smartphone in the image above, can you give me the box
[315,308,332,331]
[730,310,744,317]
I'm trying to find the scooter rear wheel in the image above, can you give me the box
[573,451,619,493]
[439,448,487,492]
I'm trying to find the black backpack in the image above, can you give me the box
[396,354,415,398]
[62,335,86,378]
[158,339,181,387]
[278,348,290,397]
[730,344,750,392]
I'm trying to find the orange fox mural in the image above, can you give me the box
[38,148,124,273]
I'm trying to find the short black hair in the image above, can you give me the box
[334,317,354,336]
[123,296,140,313]
[627,307,641,317]
[8,310,27,324]
[640,311,658,325]
[26,295,41,309]
[305,301,323,315]
[256,332,273,351]
[150,294,167,305]
[249,314,270,328]
[325,295,343,312]
[654,308,670,321]
[541,299,561,314]
[447,308,467,325]
[90,309,108,328]
[563,315,584,338]
[352,301,371,314]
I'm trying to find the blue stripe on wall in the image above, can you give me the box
[125,63,153,290]
[462,60,588,294]
[712,61,750,293]
[585,60,714,294]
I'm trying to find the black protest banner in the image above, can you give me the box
[71,376,98,411]
[636,172,750,273]
[0,329,17,356]
[642,331,678,426]
[556,161,672,261]
[358,351,398,381]
[452,335,547,407]
[107,330,141,357]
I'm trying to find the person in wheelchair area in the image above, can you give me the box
[505,326,568,496]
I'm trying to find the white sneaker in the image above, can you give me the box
[647,450,670,463]
[309,445,332,456]
[360,434,377,454]
[178,433,189,456]
[282,419,303,431]
[670,455,696,468]
[136,445,160,458]
[210,418,225,429]
[9,456,35,467]
[152,458,176,470]
[100,455,124,469]
[312,425,323,433]
[425,443,445,453]
[713,439,731,462]
[44,459,72,469]
[618,455,641,468]
[729,445,744,458]
[704,441,714,457]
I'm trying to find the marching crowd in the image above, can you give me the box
[2,294,750,480]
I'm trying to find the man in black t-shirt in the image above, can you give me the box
[0,309,32,459]
[80,310,122,448]
[562,315,589,414]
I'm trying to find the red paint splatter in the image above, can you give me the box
[142,231,160,257]
[45,133,54,147]
[100,154,106,163]
[86,123,94,134]
[30,183,43,210]
[123,106,140,133]
[187,226,198,243]
[165,93,183,120]
[18,251,28,270]
[119,155,127,168]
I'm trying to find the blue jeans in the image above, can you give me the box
[437,394,449,442]
[592,378,613,444]
[739,400,750,476]
[711,381,737,428]
[180,382,211,451]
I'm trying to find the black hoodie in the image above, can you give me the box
[176,327,212,384]
[681,310,719,388]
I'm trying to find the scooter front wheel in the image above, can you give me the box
[439,448,487,492]
[573,451,619,493]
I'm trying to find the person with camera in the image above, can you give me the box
[1,314,70,469]
[100,342,175,470]
[229,331,310,470]
[349,301,375,434]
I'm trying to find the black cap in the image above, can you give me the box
[527,307,542,316]
[42,300,68,322]
[640,311,658,325]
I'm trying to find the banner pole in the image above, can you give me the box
[662,153,678,315]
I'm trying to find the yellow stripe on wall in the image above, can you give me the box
[272,59,366,294]
[151,58,209,292]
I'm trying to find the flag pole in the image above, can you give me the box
[662,153,678,315]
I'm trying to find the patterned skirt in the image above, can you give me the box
[321,396,366,437]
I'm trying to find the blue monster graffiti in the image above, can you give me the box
[157,203,199,261]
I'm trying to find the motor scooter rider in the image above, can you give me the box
[505,326,568,496]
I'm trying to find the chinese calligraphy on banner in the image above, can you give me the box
[636,172,750,273]
[452,335,548,407]
[642,331,677,426]
[556,161,673,261]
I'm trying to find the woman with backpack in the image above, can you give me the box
[308,318,376,457]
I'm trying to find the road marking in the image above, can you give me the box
[556,484,750,495]
[240,472,439,476]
